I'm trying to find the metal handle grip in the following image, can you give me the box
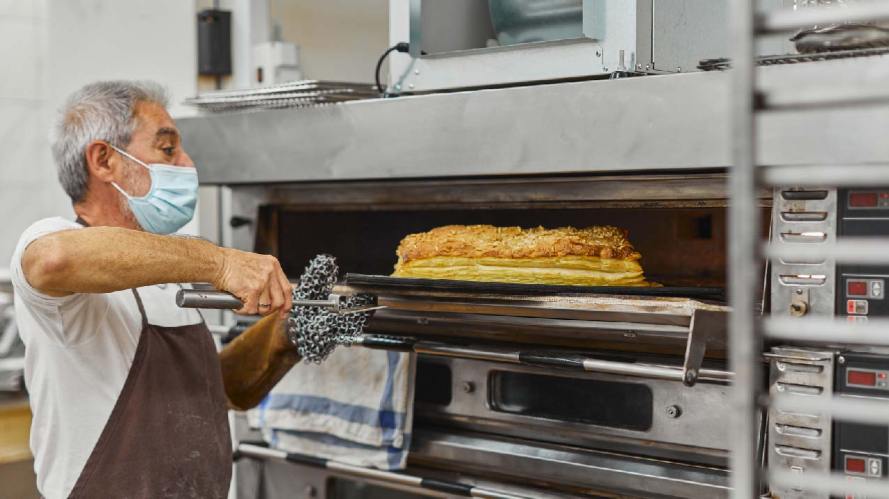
[176,289,243,309]
[176,289,344,310]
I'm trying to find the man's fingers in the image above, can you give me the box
[257,288,273,316]
[268,277,286,317]
[236,291,257,316]
[276,266,292,319]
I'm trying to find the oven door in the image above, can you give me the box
[413,356,732,464]
[408,356,731,497]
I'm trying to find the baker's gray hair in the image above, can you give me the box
[51,80,169,203]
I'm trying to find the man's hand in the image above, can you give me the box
[213,248,293,318]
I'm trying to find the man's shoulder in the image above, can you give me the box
[20,217,81,240]
[13,217,80,263]
[9,217,82,307]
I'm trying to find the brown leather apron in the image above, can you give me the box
[67,270,231,496]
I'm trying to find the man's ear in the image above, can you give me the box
[84,141,116,183]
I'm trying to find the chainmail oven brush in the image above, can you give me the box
[286,254,374,363]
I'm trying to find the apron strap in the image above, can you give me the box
[131,288,149,328]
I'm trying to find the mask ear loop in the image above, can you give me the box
[108,143,150,169]
[107,143,150,199]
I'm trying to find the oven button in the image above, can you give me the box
[870,280,884,300]
[869,458,882,477]
[847,300,869,315]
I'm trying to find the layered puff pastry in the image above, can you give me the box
[392,225,654,286]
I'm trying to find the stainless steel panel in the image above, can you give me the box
[410,429,730,498]
[415,356,731,459]
[767,347,835,499]
[770,188,838,318]
[178,56,889,186]
[653,0,728,72]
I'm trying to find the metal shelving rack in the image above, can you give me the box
[730,1,889,497]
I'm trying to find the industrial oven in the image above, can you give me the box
[216,173,748,498]
[211,182,889,499]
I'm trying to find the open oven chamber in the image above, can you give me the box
[228,171,771,498]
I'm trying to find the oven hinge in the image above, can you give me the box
[683,309,724,386]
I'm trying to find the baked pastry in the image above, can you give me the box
[392,225,653,286]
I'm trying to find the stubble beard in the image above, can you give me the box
[117,164,146,231]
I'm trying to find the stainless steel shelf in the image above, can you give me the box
[177,55,889,185]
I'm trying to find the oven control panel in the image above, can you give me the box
[837,188,889,319]
[834,353,889,497]
[838,275,888,318]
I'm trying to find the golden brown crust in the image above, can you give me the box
[395,225,641,264]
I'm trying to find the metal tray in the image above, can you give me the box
[343,274,725,301]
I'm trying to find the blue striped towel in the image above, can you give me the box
[248,347,415,470]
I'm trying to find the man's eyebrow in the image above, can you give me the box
[154,127,180,142]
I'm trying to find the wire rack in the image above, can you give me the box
[729,1,889,498]
[184,80,380,113]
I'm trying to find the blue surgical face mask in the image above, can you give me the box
[109,145,198,235]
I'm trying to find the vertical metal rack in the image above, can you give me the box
[730,1,889,497]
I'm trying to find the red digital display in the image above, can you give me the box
[846,457,867,474]
[848,370,877,387]
[848,281,868,297]
[850,192,879,208]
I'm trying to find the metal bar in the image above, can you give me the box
[236,443,532,499]
[765,238,889,265]
[412,343,522,364]
[772,393,889,426]
[758,1,889,34]
[769,469,889,498]
[761,84,889,112]
[580,358,688,381]
[762,164,889,186]
[176,289,341,310]
[405,342,734,383]
[763,317,889,345]
[730,0,761,495]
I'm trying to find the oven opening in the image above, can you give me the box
[488,370,654,431]
[264,205,731,289]
[414,359,452,407]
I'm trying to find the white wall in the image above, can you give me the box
[0,0,67,271]
[270,0,389,82]
[0,0,202,269]
[47,0,198,118]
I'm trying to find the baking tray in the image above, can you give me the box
[343,274,725,301]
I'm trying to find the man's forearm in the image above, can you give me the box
[23,227,223,295]
[219,314,300,411]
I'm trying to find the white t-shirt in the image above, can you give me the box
[10,217,205,499]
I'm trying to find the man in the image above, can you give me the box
[11,81,301,498]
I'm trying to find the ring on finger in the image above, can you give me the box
[259,303,271,307]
